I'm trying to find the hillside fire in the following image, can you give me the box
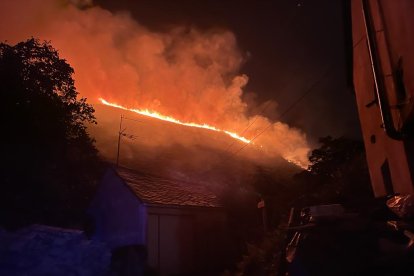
[99,98,252,144]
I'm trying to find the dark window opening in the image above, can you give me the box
[381,159,394,195]
[395,57,408,104]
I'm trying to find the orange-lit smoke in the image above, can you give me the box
[0,0,310,167]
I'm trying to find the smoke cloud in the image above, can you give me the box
[0,0,310,173]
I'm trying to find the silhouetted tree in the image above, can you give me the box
[0,38,102,228]
[293,136,373,206]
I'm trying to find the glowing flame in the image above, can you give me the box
[99,98,251,144]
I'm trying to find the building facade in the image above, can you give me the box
[351,0,414,196]
[89,167,231,275]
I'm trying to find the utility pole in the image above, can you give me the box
[116,115,123,167]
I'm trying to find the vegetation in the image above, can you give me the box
[293,136,373,207]
[0,39,102,229]
[224,227,286,276]
[227,136,373,275]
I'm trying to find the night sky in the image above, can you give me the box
[96,0,362,144]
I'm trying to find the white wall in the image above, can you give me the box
[146,206,229,275]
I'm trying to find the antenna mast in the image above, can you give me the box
[116,115,123,167]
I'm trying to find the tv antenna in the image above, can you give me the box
[116,115,139,167]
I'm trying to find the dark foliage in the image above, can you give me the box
[227,137,374,275]
[0,39,103,229]
[293,136,373,206]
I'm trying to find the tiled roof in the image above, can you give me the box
[115,167,221,208]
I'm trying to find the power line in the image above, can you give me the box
[229,64,333,157]
[122,116,143,123]
[224,100,273,153]
[222,4,306,155]
[242,101,273,136]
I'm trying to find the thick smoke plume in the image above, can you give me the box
[0,0,310,171]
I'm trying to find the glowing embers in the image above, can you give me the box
[99,98,251,144]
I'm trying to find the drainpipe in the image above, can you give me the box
[361,0,403,140]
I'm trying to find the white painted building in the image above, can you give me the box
[88,167,230,275]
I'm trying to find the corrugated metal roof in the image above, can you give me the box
[115,167,221,208]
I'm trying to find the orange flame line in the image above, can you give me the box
[99,98,252,144]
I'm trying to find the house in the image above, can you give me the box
[88,166,231,275]
[351,0,414,196]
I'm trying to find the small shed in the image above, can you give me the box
[88,167,230,275]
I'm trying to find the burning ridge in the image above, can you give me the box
[99,98,252,144]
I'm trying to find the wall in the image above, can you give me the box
[351,0,414,196]
[146,205,229,275]
[88,168,147,248]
